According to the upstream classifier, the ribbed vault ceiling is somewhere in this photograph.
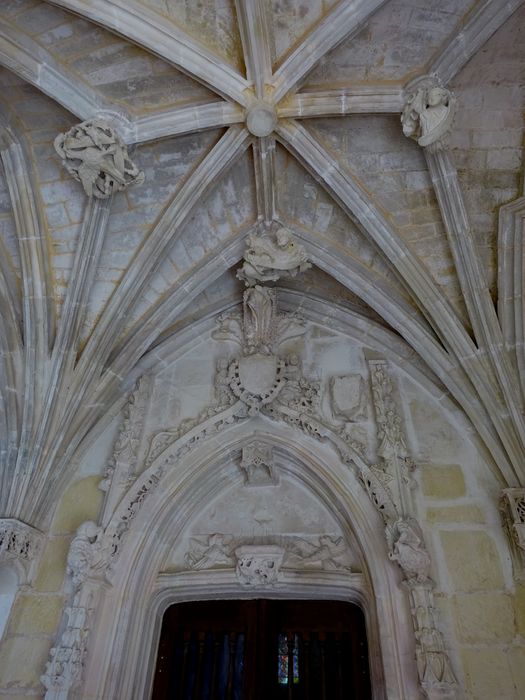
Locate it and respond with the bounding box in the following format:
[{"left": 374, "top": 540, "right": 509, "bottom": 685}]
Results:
[{"left": 0, "top": 0, "right": 525, "bottom": 527}]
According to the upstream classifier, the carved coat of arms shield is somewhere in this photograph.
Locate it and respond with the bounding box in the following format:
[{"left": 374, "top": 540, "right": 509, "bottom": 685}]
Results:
[{"left": 238, "top": 354, "right": 278, "bottom": 396}]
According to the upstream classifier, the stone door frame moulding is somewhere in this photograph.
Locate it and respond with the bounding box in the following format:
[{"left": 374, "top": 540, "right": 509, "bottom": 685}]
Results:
[
  {"left": 80, "top": 420, "right": 421, "bottom": 700},
  {"left": 140, "top": 570, "right": 380, "bottom": 700}
]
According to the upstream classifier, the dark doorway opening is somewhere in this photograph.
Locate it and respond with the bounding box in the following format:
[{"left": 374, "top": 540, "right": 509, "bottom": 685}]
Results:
[{"left": 152, "top": 599, "right": 372, "bottom": 699}]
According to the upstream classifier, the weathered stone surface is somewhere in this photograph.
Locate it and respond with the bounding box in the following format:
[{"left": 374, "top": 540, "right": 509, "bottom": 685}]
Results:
[
  {"left": 513, "top": 584, "right": 525, "bottom": 638},
  {"left": 51, "top": 477, "right": 104, "bottom": 536},
  {"left": 453, "top": 592, "right": 515, "bottom": 643},
  {"left": 8, "top": 594, "right": 64, "bottom": 636},
  {"left": 34, "top": 538, "right": 70, "bottom": 593},
  {"left": 441, "top": 531, "right": 504, "bottom": 591},
  {"left": 461, "top": 647, "right": 516, "bottom": 699},
  {"left": 425, "top": 505, "right": 484, "bottom": 523},
  {"left": 0, "top": 636, "right": 52, "bottom": 687},
  {"left": 421, "top": 465, "right": 466, "bottom": 500}
]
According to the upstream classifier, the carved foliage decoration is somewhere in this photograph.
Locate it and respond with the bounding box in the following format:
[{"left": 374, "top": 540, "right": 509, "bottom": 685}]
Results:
[
  {"left": 369, "top": 360, "right": 408, "bottom": 461},
  {"left": 100, "top": 376, "right": 150, "bottom": 493},
  {"left": 0, "top": 518, "right": 43, "bottom": 565},
  {"left": 54, "top": 118, "right": 144, "bottom": 198}
]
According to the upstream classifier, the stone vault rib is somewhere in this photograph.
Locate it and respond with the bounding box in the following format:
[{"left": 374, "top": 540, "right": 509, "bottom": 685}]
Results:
[
  {"left": 29, "top": 127, "right": 250, "bottom": 526},
  {"left": 235, "top": 0, "right": 273, "bottom": 100},
  {"left": 277, "top": 118, "right": 521, "bottom": 484},
  {"left": 292, "top": 225, "right": 510, "bottom": 485},
  {"left": 46, "top": 0, "right": 251, "bottom": 106},
  {"left": 0, "top": 18, "right": 115, "bottom": 121},
  {"left": 429, "top": 0, "right": 525, "bottom": 85},
  {"left": 272, "top": 0, "right": 389, "bottom": 104},
  {"left": 0, "top": 133, "right": 54, "bottom": 515}
]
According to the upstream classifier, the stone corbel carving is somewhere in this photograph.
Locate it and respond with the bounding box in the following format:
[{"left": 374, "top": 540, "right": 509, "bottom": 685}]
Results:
[
  {"left": 66, "top": 521, "right": 107, "bottom": 590},
  {"left": 235, "top": 545, "right": 284, "bottom": 586},
  {"left": 401, "top": 75, "right": 456, "bottom": 151},
  {"left": 236, "top": 228, "right": 310, "bottom": 286},
  {"left": 0, "top": 518, "right": 43, "bottom": 581},
  {"left": 240, "top": 442, "right": 277, "bottom": 485},
  {"left": 387, "top": 518, "right": 431, "bottom": 583},
  {"left": 54, "top": 118, "right": 144, "bottom": 198}
]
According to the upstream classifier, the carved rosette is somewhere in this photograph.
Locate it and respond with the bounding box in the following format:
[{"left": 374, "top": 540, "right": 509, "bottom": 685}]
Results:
[
  {"left": 401, "top": 75, "right": 456, "bottom": 152},
  {"left": 54, "top": 118, "right": 144, "bottom": 198}
]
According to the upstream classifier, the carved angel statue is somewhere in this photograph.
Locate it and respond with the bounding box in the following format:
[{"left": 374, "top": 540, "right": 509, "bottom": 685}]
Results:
[
  {"left": 401, "top": 79, "right": 456, "bottom": 148},
  {"left": 66, "top": 521, "right": 105, "bottom": 589},
  {"left": 387, "top": 518, "right": 431, "bottom": 582},
  {"left": 184, "top": 534, "right": 234, "bottom": 570},
  {"left": 237, "top": 228, "right": 311, "bottom": 286},
  {"left": 285, "top": 535, "right": 352, "bottom": 571},
  {"left": 54, "top": 119, "right": 144, "bottom": 198}
]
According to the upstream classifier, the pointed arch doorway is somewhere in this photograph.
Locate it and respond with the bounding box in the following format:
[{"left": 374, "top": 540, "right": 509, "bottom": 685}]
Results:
[{"left": 152, "top": 598, "right": 372, "bottom": 699}]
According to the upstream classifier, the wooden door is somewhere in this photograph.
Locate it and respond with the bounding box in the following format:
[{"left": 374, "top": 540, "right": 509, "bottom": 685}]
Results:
[{"left": 151, "top": 600, "right": 371, "bottom": 699}]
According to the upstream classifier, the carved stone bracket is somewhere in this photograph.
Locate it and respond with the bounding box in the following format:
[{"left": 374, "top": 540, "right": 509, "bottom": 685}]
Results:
[
  {"left": 240, "top": 442, "right": 277, "bottom": 485},
  {"left": 401, "top": 75, "right": 456, "bottom": 151},
  {"left": 54, "top": 118, "right": 144, "bottom": 198},
  {"left": 0, "top": 518, "right": 43, "bottom": 580},
  {"left": 236, "top": 228, "right": 310, "bottom": 286},
  {"left": 235, "top": 545, "right": 284, "bottom": 586}
]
